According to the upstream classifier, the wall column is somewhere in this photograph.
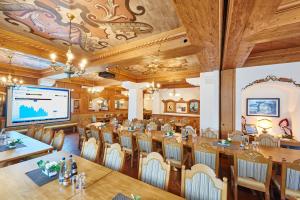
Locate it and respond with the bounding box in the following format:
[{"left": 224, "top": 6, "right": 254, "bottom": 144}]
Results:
[
  {"left": 152, "top": 91, "right": 161, "bottom": 114},
  {"left": 122, "top": 81, "right": 148, "bottom": 120}
]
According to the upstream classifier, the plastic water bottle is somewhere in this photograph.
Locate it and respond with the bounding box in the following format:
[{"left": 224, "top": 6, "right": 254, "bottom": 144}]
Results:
[{"left": 58, "top": 157, "right": 66, "bottom": 184}]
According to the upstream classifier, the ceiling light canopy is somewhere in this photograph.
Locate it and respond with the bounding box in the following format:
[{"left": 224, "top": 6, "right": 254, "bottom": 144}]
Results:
[{"left": 1, "top": 55, "right": 24, "bottom": 87}]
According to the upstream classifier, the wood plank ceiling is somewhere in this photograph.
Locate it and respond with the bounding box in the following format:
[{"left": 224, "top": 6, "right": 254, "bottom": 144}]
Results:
[{"left": 0, "top": 0, "right": 299, "bottom": 87}]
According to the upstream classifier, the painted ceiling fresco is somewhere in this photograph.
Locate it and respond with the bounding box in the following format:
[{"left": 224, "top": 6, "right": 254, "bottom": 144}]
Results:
[
  {"left": 110, "top": 55, "right": 200, "bottom": 77},
  {"left": 0, "top": 47, "right": 63, "bottom": 70},
  {"left": 0, "top": 0, "right": 180, "bottom": 53}
]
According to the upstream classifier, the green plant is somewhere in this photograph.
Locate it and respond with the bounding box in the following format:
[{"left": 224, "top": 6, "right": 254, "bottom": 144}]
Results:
[
  {"left": 8, "top": 139, "right": 23, "bottom": 146},
  {"left": 37, "top": 160, "right": 60, "bottom": 172}
]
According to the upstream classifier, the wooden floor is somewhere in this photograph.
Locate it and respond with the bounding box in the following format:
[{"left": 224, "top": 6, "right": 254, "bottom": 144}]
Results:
[{"left": 62, "top": 132, "right": 281, "bottom": 200}]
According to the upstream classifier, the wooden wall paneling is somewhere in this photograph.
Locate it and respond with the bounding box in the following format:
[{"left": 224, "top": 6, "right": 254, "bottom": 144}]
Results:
[{"left": 220, "top": 69, "right": 236, "bottom": 139}]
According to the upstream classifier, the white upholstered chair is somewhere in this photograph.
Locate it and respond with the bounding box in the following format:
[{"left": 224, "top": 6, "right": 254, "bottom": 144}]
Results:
[
  {"left": 52, "top": 130, "right": 65, "bottom": 151},
  {"left": 256, "top": 133, "right": 280, "bottom": 147},
  {"left": 119, "top": 130, "right": 135, "bottom": 167},
  {"left": 41, "top": 128, "right": 54, "bottom": 145},
  {"left": 193, "top": 143, "right": 219, "bottom": 177},
  {"left": 181, "top": 164, "right": 228, "bottom": 200},
  {"left": 90, "top": 125, "right": 101, "bottom": 141},
  {"left": 163, "top": 137, "right": 183, "bottom": 169},
  {"left": 146, "top": 121, "right": 158, "bottom": 131},
  {"left": 231, "top": 150, "right": 272, "bottom": 200},
  {"left": 81, "top": 137, "right": 100, "bottom": 162},
  {"left": 27, "top": 125, "right": 35, "bottom": 138},
  {"left": 77, "top": 125, "right": 88, "bottom": 149},
  {"left": 103, "top": 143, "right": 125, "bottom": 171},
  {"left": 182, "top": 125, "right": 196, "bottom": 137},
  {"left": 101, "top": 126, "right": 114, "bottom": 148},
  {"left": 161, "top": 123, "right": 173, "bottom": 133},
  {"left": 34, "top": 125, "right": 44, "bottom": 140},
  {"left": 136, "top": 133, "right": 152, "bottom": 161},
  {"left": 273, "top": 159, "right": 300, "bottom": 200},
  {"left": 201, "top": 128, "right": 219, "bottom": 139},
  {"left": 138, "top": 152, "right": 171, "bottom": 190}
]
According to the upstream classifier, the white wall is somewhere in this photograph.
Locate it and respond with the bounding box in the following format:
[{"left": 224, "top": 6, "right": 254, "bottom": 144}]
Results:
[
  {"left": 236, "top": 62, "right": 300, "bottom": 140},
  {"left": 199, "top": 70, "right": 220, "bottom": 130},
  {"left": 144, "top": 93, "right": 152, "bottom": 110}
]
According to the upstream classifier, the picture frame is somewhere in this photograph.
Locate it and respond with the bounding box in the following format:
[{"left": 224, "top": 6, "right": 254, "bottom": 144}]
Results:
[
  {"left": 166, "top": 101, "right": 176, "bottom": 113},
  {"left": 176, "top": 102, "right": 188, "bottom": 113},
  {"left": 244, "top": 124, "right": 258, "bottom": 135},
  {"left": 188, "top": 99, "right": 200, "bottom": 114},
  {"left": 246, "top": 98, "right": 280, "bottom": 117}
]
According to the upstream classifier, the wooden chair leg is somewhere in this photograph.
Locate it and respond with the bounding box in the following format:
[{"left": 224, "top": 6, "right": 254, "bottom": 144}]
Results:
[
  {"left": 131, "top": 152, "right": 134, "bottom": 168},
  {"left": 265, "top": 191, "right": 270, "bottom": 200},
  {"left": 234, "top": 183, "right": 238, "bottom": 200}
]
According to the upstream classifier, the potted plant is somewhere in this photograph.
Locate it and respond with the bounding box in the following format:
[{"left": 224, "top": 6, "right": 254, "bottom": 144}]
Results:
[
  {"left": 7, "top": 139, "right": 23, "bottom": 149},
  {"left": 165, "top": 130, "right": 175, "bottom": 137},
  {"left": 37, "top": 160, "right": 60, "bottom": 177}
]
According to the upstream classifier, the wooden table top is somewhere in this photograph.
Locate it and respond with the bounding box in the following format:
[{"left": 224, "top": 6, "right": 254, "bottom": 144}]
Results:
[
  {"left": 150, "top": 131, "right": 300, "bottom": 163},
  {"left": 0, "top": 151, "right": 112, "bottom": 200},
  {"left": 70, "top": 171, "right": 184, "bottom": 200},
  {"left": 0, "top": 131, "right": 53, "bottom": 163},
  {"left": 86, "top": 122, "right": 106, "bottom": 129}
]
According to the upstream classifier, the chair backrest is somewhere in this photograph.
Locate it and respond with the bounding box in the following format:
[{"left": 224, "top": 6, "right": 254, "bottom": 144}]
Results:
[
  {"left": 182, "top": 126, "right": 196, "bottom": 137},
  {"left": 34, "top": 125, "right": 44, "bottom": 140},
  {"left": 119, "top": 130, "right": 133, "bottom": 151},
  {"left": 41, "top": 128, "right": 54, "bottom": 145},
  {"left": 77, "top": 125, "right": 87, "bottom": 138},
  {"left": 161, "top": 123, "right": 173, "bottom": 133},
  {"left": 256, "top": 133, "right": 280, "bottom": 147},
  {"left": 146, "top": 122, "right": 158, "bottom": 131},
  {"left": 136, "top": 133, "right": 152, "bottom": 154},
  {"left": 201, "top": 128, "right": 219, "bottom": 139},
  {"left": 90, "top": 125, "right": 101, "bottom": 141},
  {"left": 52, "top": 130, "right": 65, "bottom": 151},
  {"left": 103, "top": 143, "right": 125, "bottom": 171},
  {"left": 181, "top": 118, "right": 189, "bottom": 125},
  {"left": 138, "top": 152, "right": 170, "bottom": 190},
  {"left": 91, "top": 115, "right": 97, "bottom": 123},
  {"left": 163, "top": 137, "right": 183, "bottom": 166},
  {"left": 181, "top": 164, "right": 227, "bottom": 200},
  {"left": 281, "top": 159, "right": 300, "bottom": 199},
  {"left": 234, "top": 150, "right": 272, "bottom": 184},
  {"left": 122, "top": 119, "right": 130, "bottom": 127},
  {"left": 101, "top": 126, "right": 114, "bottom": 146},
  {"left": 193, "top": 143, "right": 219, "bottom": 176},
  {"left": 231, "top": 130, "right": 245, "bottom": 142},
  {"left": 81, "top": 137, "right": 100, "bottom": 162},
  {"left": 133, "top": 120, "right": 144, "bottom": 130},
  {"left": 27, "top": 125, "right": 35, "bottom": 137}
]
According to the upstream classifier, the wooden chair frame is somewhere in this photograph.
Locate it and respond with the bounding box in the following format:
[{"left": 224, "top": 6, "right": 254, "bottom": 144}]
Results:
[
  {"left": 103, "top": 143, "right": 125, "bottom": 172},
  {"left": 136, "top": 133, "right": 153, "bottom": 162},
  {"left": 27, "top": 125, "right": 36, "bottom": 138},
  {"left": 90, "top": 125, "right": 101, "bottom": 141},
  {"left": 119, "top": 130, "right": 135, "bottom": 167},
  {"left": 80, "top": 137, "right": 100, "bottom": 163},
  {"left": 34, "top": 125, "right": 44, "bottom": 140},
  {"left": 280, "top": 159, "right": 300, "bottom": 200},
  {"left": 52, "top": 130, "right": 65, "bottom": 151},
  {"left": 162, "top": 137, "right": 184, "bottom": 169},
  {"left": 138, "top": 152, "right": 171, "bottom": 190},
  {"left": 256, "top": 133, "right": 280, "bottom": 147},
  {"left": 192, "top": 143, "right": 220, "bottom": 177},
  {"left": 41, "top": 128, "right": 54, "bottom": 145},
  {"left": 77, "top": 125, "right": 88, "bottom": 149},
  {"left": 232, "top": 150, "right": 272, "bottom": 200},
  {"left": 161, "top": 123, "right": 173, "bottom": 133},
  {"left": 101, "top": 126, "right": 114, "bottom": 148},
  {"left": 201, "top": 128, "right": 219, "bottom": 139},
  {"left": 181, "top": 164, "right": 228, "bottom": 200}
]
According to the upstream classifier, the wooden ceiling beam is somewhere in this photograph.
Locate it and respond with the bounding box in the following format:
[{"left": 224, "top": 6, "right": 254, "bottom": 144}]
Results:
[
  {"left": 173, "top": 0, "right": 223, "bottom": 72},
  {"left": 222, "top": 0, "right": 282, "bottom": 69},
  {"left": 0, "top": 62, "right": 42, "bottom": 79}
]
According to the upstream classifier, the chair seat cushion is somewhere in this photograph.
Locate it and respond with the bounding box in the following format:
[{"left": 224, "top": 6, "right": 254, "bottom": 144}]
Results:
[{"left": 272, "top": 175, "right": 300, "bottom": 198}]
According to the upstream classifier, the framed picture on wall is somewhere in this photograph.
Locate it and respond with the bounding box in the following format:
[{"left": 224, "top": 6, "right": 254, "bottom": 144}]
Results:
[{"left": 246, "top": 98, "right": 280, "bottom": 117}]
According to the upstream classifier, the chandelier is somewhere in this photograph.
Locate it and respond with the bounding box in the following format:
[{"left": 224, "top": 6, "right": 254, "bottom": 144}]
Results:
[
  {"left": 49, "top": 13, "right": 87, "bottom": 78},
  {"left": 146, "top": 81, "right": 160, "bottom": 94},
  {"left": 1, "top": 55, "right": 24, "bottom": 87}
]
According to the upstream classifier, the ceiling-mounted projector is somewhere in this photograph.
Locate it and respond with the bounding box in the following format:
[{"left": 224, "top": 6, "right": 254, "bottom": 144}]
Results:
[{"left": 98, "top": 71, "right": 115, "bottom": 79}]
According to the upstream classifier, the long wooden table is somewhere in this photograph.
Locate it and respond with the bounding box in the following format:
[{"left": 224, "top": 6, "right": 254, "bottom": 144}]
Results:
[
  {"left": 149, "top": 131, "right": 300, "bottom": 163},
  {"left": 0, "top": 151, "right": 183, "bottom": 200},
  {"left": 70, "top": 171, "right": 183, "bottom": 200},
  {"left": 0, "top": 131, "right": 53, "bottom": 164}
]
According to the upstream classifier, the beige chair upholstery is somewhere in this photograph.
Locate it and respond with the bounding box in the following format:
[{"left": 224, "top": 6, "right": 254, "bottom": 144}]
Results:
[
  {"left": 231, "top": 150, "right": 272, "bottom": 200},
  {"left": 181, "top": 164, "right": 227, "bottom": 200},
  {"left": 119, "top": 130, "right": 135, "bottom": 167},
  {"left": 273, "top": 159, "right": 300, "bottom": 200},
  {"left": 161, "top": 123, "right": 173, "bottom": 133},
  {"left": 27, "top": 125, "right": 35, "bottom": 138},
  {"left": 256, "top": 133, "right": 280, "bottom": 147},
  {"left": 77, "top": 125, "right": 88, "bottom": 149},
  {"left": 163, "top": 137, "right": 183, "bottom": 168},
  {"left": 201, "top": 128, "right": 219, "bottom": 139},
  {"left": 193, "top": 143, "right": 219, "bottom": 177},
  {"left": 101, "top": 126, "right": 114, "bottom": 148},
  {"left": 52, "top": 130, "right": 65, "bottom": 151},
  {"left": 136, "top": 133, "right": 152, "bottom": 161},
  {"left": 41, "top": 128, "right": 54, "bottom": 145},
  {"left": 81, "top": 137, "right": 100, "bottom": 162},
  {"left": 122, "top": 119, "right": 130, "bottom": 127},
  {"left": 138, "top": 152, "right": 170, "bottom": 190},
  {"left": 182, "top": 125, "right": 196, "bottom": 137},
  {"left": 90, "top": 125, "right": 101, "bottom": 141},
  {"left": 34, "top": 125, "right": 44, "bottom": 140},
  {"left": 146, "top": 121, "right": 158, "bottom": 131},
  {"left": 103, "top": 143, "right": 125, "bottom": 171}
]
